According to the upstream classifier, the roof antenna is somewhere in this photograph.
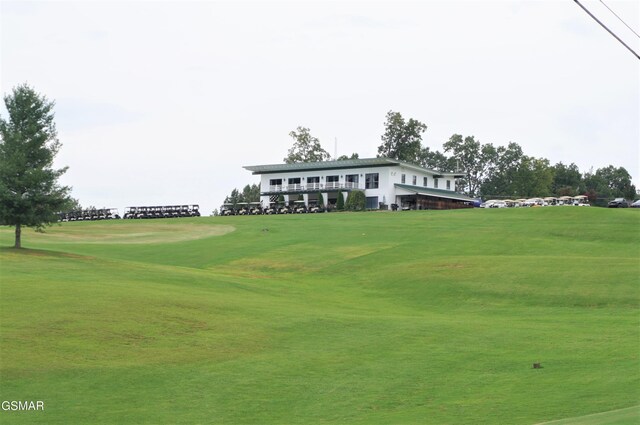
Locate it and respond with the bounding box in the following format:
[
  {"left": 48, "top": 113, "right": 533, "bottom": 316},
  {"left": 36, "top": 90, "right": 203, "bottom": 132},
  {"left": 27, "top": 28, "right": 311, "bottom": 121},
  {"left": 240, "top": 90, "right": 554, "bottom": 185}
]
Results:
[{"left": 334, "top": 137, "right": 337, "bottom": 160}]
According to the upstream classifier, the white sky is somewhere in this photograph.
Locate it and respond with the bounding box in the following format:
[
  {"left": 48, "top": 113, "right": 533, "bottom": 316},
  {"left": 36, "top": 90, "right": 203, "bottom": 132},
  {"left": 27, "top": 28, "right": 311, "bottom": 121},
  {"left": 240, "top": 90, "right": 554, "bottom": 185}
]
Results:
[{"left": 1, "top": 0, "right": 638, "bottom": 214}]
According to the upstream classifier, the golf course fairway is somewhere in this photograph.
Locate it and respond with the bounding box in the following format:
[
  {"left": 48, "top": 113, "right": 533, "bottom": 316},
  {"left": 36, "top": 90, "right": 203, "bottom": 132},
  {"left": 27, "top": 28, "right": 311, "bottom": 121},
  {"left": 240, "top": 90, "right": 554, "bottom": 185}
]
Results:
[{"left": 0, "top": 207, "right": 638, "bottom": 424}]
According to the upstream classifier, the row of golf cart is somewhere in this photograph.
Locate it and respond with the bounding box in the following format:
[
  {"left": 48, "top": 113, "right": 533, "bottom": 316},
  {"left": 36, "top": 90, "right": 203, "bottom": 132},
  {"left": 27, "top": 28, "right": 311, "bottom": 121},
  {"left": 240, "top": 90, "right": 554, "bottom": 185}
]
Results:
[
  {"left": 59, "top": 208, "right": 121, "bottom": 222},
  {"left": 480, "top": 196, "right": 590, "bottom": 208},
  {"left": 123, "top": 205, "right": 201, "bottom": 219},
  {"left": 220, "top": 201, "right": 324, "bottom": 216}
]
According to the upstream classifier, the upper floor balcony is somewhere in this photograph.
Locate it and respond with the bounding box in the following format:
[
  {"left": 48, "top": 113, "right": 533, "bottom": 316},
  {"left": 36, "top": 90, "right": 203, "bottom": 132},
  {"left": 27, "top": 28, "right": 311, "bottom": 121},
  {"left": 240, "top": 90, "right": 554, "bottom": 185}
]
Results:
[{"left": 266, "top": 182, "right": 363, "bottom": 193}]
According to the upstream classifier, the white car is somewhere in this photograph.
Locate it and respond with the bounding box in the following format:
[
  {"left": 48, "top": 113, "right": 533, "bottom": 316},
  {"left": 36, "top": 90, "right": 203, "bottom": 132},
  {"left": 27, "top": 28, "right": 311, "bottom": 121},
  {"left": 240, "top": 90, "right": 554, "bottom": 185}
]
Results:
[
  {"left": 480, "top": 200, "right": 498, "bottom": 208},
  {"left": 489, "top": 201, "right": 507, "bottom": 208}
]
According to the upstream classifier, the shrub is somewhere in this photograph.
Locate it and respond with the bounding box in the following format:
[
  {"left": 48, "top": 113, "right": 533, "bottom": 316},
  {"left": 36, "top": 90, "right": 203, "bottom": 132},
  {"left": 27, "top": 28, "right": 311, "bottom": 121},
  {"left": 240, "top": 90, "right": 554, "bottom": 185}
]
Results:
[
  {"left": 337, "top": 192, "right": 345, "bottom": 210},
  {"left": 318, "top": 193, "right": 324, "bottom": 207},
  {"left": 345, "top": 190, "right": 366, "bottom": 211}
]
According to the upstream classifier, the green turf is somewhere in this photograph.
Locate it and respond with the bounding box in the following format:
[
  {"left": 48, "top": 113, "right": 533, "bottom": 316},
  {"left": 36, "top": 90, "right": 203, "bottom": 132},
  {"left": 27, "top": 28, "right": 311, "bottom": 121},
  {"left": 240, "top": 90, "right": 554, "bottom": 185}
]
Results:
[
  {"left": 535, "top": 406, "right": 640, "bottom": 425},
  {"left": 0, "top": 208, "right": 638, "bottom": 424}
]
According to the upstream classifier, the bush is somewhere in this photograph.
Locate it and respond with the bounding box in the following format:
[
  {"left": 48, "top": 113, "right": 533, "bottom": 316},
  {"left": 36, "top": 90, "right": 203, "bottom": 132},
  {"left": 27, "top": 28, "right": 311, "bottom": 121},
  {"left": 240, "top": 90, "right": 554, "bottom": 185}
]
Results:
[
  {"left": 318, "top": 193, "right": 324, "bottom": 207},
  {"left": 345, "top": 190, "right": 366, "bottom": 211},
  {"left": 337, "top": 192, "right": 345, "bottom": 210}
]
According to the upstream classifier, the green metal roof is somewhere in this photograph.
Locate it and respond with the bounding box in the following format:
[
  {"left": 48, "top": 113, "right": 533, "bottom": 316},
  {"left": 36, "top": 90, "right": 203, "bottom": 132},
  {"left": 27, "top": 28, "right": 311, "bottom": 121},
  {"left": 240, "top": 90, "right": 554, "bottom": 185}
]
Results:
[
  {"left": 394, "top": 183, "right": 475, "bottom": 202},
  {"left": 244, "top": 157, "right": 462, "bottom": 176}
]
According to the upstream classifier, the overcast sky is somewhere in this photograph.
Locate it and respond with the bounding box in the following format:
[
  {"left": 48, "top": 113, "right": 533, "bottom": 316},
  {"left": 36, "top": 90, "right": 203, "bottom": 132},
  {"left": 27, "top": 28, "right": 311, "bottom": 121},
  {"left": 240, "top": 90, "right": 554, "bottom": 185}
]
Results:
[{"left": 1, "top": 0, "right": 638, "bottom": 214}]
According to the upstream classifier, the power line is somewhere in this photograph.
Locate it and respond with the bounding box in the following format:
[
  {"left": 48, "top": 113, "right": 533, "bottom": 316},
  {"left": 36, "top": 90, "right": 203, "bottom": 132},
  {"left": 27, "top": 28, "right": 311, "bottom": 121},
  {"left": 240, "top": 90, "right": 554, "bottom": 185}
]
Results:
[
  {"left": 573, "top": 0, "right": 640, "bottom": 60},
  {"left": 599, "top": 0, "right": 640, "bottom": 39}
]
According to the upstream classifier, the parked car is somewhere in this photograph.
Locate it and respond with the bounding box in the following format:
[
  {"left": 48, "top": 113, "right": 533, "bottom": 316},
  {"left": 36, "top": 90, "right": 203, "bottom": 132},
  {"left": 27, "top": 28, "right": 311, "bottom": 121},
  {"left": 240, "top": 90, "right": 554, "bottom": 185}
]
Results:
[
  {"left": 608, "top": 198, "right": 629, "bottom": 208},
  {"left": 631, "top": 200, "right": 640, "bottom": 208},
  {"left": 480, "top": 200, "right": 498, "bottom": 208},
  {"left": 489, "top": 201, "right": 508, "bottom": 208}
]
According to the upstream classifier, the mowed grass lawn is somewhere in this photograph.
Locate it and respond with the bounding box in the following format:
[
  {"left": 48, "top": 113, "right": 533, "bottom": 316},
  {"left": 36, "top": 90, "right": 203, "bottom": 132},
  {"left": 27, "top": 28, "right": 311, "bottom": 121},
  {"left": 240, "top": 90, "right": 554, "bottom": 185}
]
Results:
[{"left": 0, "top": 207, "right": 638, "bottom": 424}]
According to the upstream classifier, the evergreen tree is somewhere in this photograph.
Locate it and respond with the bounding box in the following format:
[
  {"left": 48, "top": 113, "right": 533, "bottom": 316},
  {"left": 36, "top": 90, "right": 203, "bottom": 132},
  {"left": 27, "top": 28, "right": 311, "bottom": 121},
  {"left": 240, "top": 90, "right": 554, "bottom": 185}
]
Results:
[
  {"left": 345, "top": 190, "right": 366, "bottom": 211},
  {"left": 336, "top": 192, "right": 345, "bottom": 210},
  {"left": 0, "top": 84, "right": 70, "bottom": 248}
]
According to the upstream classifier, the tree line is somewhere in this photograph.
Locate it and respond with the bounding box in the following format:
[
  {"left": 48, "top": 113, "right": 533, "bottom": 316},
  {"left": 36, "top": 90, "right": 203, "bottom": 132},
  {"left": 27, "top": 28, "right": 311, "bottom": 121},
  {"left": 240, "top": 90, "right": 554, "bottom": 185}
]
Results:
[
  {"left": 374, "top": 111, "right": 635, "bottom": 201},
  {"left": 222, "top": 184, "right": 261, "bottom": 209},
  {"left": 434, "top": 134, "right": 636, "bottom": 202},
  {"left": 225, "top": 110, "right": 636, "bottom": 205}
]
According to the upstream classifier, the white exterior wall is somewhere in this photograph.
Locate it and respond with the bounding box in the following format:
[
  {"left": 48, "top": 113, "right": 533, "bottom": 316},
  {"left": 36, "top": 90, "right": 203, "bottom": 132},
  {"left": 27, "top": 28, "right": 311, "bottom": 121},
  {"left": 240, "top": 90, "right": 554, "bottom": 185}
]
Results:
[{"left": 396, "top": 166, "right": 453, "bottom": 189}]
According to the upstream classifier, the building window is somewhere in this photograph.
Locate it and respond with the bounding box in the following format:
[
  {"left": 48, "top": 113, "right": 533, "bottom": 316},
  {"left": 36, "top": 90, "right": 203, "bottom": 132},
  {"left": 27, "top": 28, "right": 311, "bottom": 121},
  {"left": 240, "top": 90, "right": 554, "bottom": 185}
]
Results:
[
  {"left": 446, "top": 180, "right": 451, "bottom": 190},
  {"left": 326, "top": 175, "right": 339, "bottom": 189},
  {"left": 434, "top": 178, "right": 439, "bottom": 188},
  {"left": 412, "top": 175, "right": 417, "bottom": 185},
  {"left": 365, "top": 173, "right": 379, "bottom": 189},
  {"left": 345, "top": 174, "right": 359, "bottom": 189},
  {"left": 269, "top": 178, "right": 282, "bottom": 191},
  {"left": 307, "top": 176, "right": 320, "bottom": 190},
  {"left": 288, "top": 177, "right": 301, "bottom": 190},
  {"left": 401, "top": 174, "right": 406, "bottom": 184},
  {"left": 423, "top": 177, "right": 428, "bottom": 187}
]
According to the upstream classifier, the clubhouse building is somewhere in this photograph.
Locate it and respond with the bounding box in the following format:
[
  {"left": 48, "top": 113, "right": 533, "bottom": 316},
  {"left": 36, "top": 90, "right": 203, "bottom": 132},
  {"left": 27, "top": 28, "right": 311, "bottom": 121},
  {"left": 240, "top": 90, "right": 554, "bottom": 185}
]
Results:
[{"left": 243, "top": 158, "right": 474, "bottom": 210}]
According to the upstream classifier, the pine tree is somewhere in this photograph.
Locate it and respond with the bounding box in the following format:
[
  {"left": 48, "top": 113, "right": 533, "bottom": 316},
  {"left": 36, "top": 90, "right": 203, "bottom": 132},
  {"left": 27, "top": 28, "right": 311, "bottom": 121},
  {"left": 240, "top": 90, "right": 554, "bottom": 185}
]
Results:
[
  {"left": 336, "top": 192, "right": 345, "bottom": 211},
  {"left": 0, "top": 84, "right": 70, "bottom": 248}
]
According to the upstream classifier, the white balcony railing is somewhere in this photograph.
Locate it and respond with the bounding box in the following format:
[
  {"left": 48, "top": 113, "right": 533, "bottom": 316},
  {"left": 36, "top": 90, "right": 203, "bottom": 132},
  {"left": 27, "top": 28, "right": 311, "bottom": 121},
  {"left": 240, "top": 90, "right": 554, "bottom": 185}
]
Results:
[{"left": 266, "top": 182, "right": 364, "bottom": 192}]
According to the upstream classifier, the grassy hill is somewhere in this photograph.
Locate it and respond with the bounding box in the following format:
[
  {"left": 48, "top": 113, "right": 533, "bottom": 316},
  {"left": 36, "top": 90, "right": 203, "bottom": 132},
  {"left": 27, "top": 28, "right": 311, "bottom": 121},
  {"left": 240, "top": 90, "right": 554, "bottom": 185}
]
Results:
[{"left": 0, "top": 208, "right": 638, "bottom": 424}]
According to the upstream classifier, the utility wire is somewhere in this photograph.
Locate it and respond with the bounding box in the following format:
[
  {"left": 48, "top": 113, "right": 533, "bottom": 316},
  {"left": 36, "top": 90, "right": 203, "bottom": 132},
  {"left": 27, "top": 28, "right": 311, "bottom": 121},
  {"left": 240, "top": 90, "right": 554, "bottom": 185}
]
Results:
[
  {"left": 573, "top": 0, "right": 640, "bottom": 60},
  {"left": 599, "top": 0, "right": 640, "bottom": 39}
]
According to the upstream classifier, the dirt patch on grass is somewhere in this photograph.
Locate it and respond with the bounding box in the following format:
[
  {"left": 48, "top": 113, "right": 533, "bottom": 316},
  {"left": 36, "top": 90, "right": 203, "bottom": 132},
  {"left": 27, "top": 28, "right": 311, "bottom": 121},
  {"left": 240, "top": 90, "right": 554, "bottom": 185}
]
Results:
[
  {"left": 224, "top": 243, "right": 398, "bottom": 275},
  {"left": 432, "top": 263, "right": 466, "bottom": 270}
]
